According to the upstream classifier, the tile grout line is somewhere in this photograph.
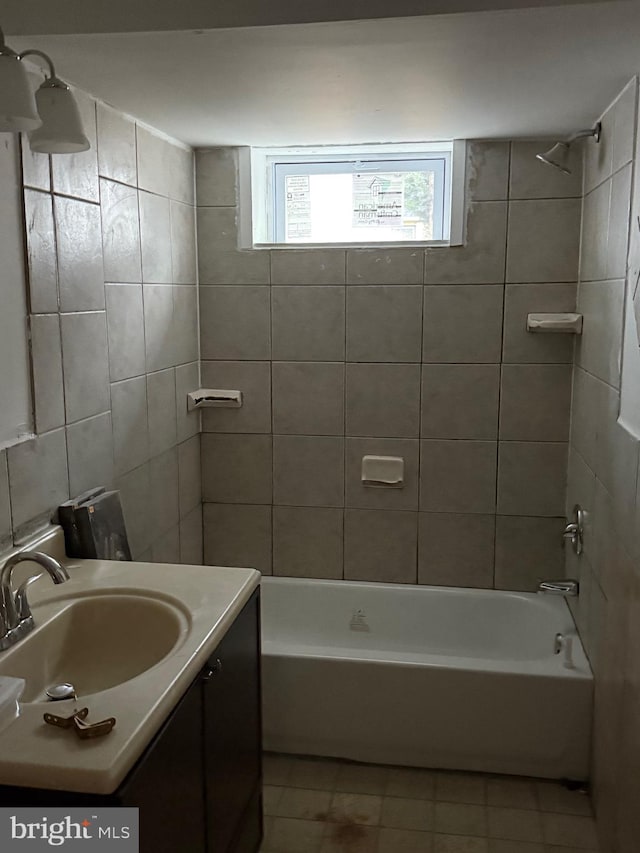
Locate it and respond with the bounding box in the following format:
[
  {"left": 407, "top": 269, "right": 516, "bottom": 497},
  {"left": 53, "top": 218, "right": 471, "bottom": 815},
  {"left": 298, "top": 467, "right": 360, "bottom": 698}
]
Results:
[
  {"left": 269, "top": 250, "right": 275, "bottom": 577},
  {"left": 492, "top": 143, "right": 514, "bottom": 588},
  {"left": 342, "top": 253, "right": 347, "bottom": 580},
  {"left": 417, "top": 276, "right": 427, "bottom": 584}
]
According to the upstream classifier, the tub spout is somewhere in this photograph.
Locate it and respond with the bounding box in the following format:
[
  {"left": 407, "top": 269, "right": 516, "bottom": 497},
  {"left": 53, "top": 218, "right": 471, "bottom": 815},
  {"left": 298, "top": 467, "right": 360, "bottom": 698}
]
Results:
[{"left": 538, "top": 579, "right": 579, "bottom": 597}]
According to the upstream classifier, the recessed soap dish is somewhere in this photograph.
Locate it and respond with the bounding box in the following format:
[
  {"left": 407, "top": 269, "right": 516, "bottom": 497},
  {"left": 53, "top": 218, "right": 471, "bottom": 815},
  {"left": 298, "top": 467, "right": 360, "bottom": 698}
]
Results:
[
  {"left": 187, "top": 389, "right": 243, "bottom": 410},
  {"left": 361, "top": 455, "right": 404, "bottom": 488},
  {"left": 527, "top": 313, "right": 583, "bottom": 334}
]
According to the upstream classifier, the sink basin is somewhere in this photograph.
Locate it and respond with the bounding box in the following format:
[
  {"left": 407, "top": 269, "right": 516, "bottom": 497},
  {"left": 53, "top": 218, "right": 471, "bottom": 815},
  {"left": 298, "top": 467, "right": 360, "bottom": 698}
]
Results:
[{"left": 0, "top": 594, "right": 187, "bottom": 702}]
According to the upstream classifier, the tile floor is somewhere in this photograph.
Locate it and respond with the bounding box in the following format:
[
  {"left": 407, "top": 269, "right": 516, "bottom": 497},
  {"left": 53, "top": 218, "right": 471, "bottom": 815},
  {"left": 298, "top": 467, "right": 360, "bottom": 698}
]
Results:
[{"left": 260, "top": 754, "right": 599, "bottom": 853}]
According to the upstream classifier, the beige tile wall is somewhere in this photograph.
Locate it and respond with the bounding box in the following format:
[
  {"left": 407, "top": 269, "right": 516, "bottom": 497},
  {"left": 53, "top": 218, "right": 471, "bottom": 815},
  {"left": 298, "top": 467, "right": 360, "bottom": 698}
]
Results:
[
  {"left": 564, "top": 77, "right": 640, "bottom": 853},
  {"left": 197, "top": 141, "right": 581, "bottom": 589},
  {"left": 0, "top": 93, "right": 202, "bottom": 564}
]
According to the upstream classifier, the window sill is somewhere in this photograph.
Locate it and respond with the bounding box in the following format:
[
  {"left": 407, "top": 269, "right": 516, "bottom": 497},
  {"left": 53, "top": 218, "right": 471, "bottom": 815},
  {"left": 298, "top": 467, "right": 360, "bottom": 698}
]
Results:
[{"left": 250, "top": 240, "right": 455, "bottom": 250}]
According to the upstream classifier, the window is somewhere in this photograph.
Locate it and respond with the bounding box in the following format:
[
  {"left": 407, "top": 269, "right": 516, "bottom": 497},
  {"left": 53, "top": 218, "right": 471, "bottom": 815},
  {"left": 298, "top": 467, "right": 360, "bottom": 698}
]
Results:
[
  {"left": 274, "top": 157, "right": 446, "bottom": 243},
  {"left": 250, "top": 142, "right": 465, "bottom": 246}
]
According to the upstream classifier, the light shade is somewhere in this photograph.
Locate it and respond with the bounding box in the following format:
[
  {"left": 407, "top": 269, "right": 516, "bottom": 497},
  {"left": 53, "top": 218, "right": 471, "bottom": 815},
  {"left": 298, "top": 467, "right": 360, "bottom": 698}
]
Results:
[
  {"left": 0, "top": 53, "right": 40, "bottom": 132},
  {"left": 28, "top": 82, "right": 89, "bottom": 154},
  {"left": 536, "top": 142, "right": 571, "bottom": 175}
]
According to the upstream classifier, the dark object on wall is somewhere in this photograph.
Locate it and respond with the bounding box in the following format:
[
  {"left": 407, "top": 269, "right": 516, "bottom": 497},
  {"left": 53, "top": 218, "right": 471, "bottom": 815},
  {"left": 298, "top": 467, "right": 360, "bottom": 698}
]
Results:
[
  {"left": 58, "top": 490, "right": 131, "bottom": 561},
  {"left": 57, "top": 486, "right": 106, "bottom": 557},
  {"left": 74, "top": 491, "right": 132, "bottom": 560}
]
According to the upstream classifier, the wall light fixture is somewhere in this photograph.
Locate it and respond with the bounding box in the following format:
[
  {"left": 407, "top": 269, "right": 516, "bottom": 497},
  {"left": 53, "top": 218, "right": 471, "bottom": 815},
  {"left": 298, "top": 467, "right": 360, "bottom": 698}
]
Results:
[{"left": 0, "top": 26, "right": 89, "bottom": 154}]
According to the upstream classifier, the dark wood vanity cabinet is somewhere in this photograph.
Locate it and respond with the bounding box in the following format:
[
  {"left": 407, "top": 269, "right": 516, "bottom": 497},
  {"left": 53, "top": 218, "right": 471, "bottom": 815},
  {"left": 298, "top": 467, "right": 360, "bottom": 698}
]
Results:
[
  {"left": 119, "top": 669, "right": 206, "bottom": 852},
  {"left": 203, "top": 589, "right": 262, "bottom": 853},
  {"left": 0, "top": 589, "right": 263, "bottom": 853},
  {"left": 121, "top": 587, "right": 262, "bottom": 853}
]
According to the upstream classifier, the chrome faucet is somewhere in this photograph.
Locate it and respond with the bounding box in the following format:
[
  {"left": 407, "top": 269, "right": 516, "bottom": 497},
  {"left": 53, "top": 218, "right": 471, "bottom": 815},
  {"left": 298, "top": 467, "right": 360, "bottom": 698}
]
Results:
[
  {"left": 537, "top": 579, "right": 579, "bottom": 597},
  {"left": 0, "top": 551, "right": 69, "bottom": 651}
]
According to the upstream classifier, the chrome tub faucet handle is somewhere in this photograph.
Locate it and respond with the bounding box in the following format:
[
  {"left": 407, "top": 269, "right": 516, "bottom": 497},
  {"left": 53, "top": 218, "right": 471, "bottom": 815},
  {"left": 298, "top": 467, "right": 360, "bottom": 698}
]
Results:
[{"left": 563, "top": 505, "right": 585, "bottom": 556}]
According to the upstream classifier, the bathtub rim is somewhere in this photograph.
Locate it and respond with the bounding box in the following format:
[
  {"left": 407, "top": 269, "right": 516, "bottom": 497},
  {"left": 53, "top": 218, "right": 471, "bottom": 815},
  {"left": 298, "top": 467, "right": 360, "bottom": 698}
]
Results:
[{"left": 260, "top": 574, "right": 592, "bottom": 679}]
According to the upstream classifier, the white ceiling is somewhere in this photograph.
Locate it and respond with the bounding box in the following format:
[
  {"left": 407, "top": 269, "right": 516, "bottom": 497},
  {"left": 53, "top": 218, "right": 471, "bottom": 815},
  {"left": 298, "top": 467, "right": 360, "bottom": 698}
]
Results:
[
  {"left": 7, "top": 2, "right": 640, "bottom": 148},
  {"left": 1, "top": 0, "right": 614, "bottom": 35}
]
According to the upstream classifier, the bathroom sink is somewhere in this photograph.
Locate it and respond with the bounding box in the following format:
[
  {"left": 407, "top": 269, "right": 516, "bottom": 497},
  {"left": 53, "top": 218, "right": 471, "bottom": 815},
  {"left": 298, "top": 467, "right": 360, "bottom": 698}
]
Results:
[{"left": 0, "top": 594, "right": 187, "bottom": 702}]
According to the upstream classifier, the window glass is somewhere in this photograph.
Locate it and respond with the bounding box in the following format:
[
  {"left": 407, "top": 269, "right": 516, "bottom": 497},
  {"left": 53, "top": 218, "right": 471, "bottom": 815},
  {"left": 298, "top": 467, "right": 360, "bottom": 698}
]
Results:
[{"left": 275, "top": 158, "right": 447, "bottom": 243}]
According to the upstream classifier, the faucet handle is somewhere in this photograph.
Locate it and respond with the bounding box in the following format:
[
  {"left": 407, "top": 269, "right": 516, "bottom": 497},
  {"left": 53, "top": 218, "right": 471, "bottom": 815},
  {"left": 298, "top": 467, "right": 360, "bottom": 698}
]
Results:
[
  {"left": 563, "top": 505, "right": 585, "bottom": 556},
  {"left": 15, "top": 574, "right": 41, "bottom": 622}
]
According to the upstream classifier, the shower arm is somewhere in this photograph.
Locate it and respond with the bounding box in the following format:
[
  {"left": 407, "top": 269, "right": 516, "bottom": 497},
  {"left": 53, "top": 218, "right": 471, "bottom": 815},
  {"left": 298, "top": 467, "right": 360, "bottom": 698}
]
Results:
[{"left": 566, "top": 122, "right": 601, "bottom": 145}]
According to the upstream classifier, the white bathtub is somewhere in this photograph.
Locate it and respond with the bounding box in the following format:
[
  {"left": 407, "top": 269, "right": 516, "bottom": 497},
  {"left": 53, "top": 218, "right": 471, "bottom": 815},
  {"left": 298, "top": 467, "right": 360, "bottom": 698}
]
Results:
[{"left": 261, "top": 577, "right": 593, "bottom": 780}]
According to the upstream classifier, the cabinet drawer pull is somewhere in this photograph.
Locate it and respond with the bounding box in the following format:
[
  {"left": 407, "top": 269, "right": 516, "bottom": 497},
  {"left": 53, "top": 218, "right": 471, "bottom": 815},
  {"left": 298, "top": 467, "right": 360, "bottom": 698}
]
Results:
[{"left": 202, "top": 659, "right": 223, "bottom": 680}]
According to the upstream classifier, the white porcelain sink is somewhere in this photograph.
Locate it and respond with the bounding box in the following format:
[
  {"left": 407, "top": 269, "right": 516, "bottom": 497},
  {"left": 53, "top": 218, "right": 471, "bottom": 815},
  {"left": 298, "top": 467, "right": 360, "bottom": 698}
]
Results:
[{"left": 0, "top": 594, "right": 188, "bottom": 702}]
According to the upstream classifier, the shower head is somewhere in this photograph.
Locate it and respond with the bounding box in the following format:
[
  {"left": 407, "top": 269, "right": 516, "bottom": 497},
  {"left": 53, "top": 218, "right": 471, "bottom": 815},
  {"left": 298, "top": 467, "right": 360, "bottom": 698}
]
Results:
[
  {"left": 536, "top": 122, "right": 602, "bottom": 175},
  {"left": 536, "top": 142, "right": 571, "bottom": 174}
]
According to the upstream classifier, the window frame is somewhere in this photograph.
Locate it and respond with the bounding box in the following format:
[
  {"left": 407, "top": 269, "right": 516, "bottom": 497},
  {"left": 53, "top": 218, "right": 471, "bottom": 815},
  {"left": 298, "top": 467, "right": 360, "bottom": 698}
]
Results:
[
  {"left": 249, "top": 141, "right": 466, "bottom": 248},
  {"left": 273, "top": 155, "right": 448, "bottom": 244}
]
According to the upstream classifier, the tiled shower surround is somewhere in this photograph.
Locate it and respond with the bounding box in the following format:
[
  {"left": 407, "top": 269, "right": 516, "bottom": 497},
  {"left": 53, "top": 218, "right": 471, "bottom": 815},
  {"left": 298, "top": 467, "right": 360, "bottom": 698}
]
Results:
[
  {"left": 564, "top": 78, "right": 640, "bottom": 853},
  {"left": 197, "top": 142, "right": 581, "bottom": 590},
  {"left": 0, "top": 90, "right": 202, "bottom": 564}
]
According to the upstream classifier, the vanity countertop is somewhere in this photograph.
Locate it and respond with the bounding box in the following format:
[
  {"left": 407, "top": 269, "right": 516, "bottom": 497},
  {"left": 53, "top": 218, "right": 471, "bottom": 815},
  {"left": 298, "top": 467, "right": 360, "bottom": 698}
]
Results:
[{"left": 0, "top": 544, "right": 260, "bottom": 795}]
